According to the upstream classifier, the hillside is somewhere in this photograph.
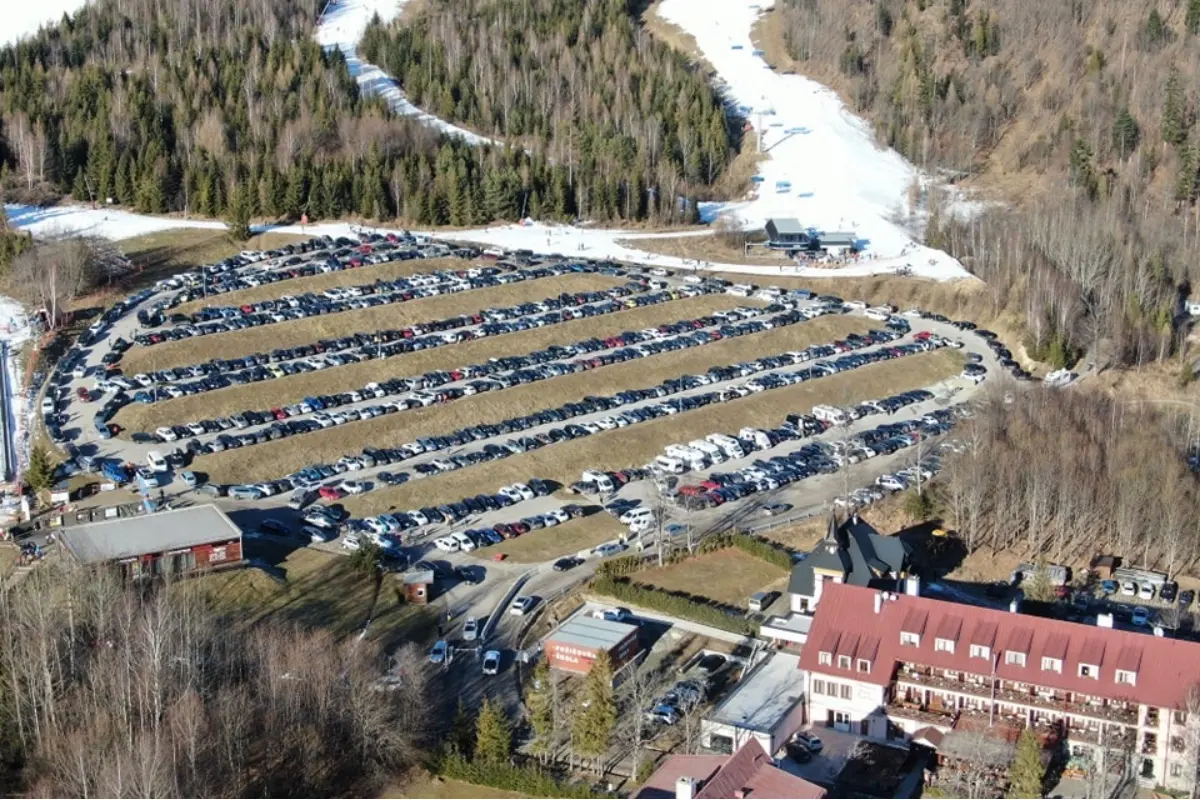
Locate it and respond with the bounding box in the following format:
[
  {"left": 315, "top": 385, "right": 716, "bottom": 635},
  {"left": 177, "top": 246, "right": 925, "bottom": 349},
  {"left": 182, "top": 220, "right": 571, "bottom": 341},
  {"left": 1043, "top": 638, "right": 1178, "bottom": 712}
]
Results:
[
  {"left": 360, "top": 0, "right": 740, "bottom": 224},
  {"left": 766, "top": 0, "right": 1200, "bottom": 371},
  {"left": 0, "top": 0, "right": 734, "bottom": 228}
]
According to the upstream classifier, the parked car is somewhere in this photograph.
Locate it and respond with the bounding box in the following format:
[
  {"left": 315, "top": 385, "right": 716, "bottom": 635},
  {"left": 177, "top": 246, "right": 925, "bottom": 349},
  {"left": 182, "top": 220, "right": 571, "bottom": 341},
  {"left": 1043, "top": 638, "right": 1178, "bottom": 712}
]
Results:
[
  {"left": 1131, "top": 607, "right": 1152, "bottom": 627},
  {"left": 791, "top": 731, "right": 823, "bottom": 753},
  {"left": 462, "top": 617, "right": 479, "bottom": 642},
  {"left": 482, "top": 650, "right": 501, "bottom": 675},
  {"left": 509, "top": 596, "right": 536, "bottom": 616}
]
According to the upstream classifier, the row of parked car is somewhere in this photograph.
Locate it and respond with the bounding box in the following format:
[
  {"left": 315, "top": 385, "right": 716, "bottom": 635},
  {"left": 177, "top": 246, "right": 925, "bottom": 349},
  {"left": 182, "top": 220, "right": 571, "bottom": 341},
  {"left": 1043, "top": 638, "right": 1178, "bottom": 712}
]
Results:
[
  {"left": 140, "top": 299, "right": 775, "bottom": 448},
  {"left": 207, "top": 305, "right": 875, "bottom": 492},
  {"left": 429, "top": 503, "right": 588, "bottom": 553}
]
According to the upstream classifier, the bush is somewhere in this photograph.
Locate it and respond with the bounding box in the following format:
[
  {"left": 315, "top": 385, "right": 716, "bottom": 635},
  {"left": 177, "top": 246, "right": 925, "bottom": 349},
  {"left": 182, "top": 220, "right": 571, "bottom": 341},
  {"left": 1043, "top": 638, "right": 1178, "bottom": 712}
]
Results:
[
  {"left": 591, "top": 575, "right": 757, "bottom": 635},
  {"left": 726, "top": 532, "right": 795, "bottom": 571},
  {"left": 439, "top": 752, "right": 605, "bottom": 798}
]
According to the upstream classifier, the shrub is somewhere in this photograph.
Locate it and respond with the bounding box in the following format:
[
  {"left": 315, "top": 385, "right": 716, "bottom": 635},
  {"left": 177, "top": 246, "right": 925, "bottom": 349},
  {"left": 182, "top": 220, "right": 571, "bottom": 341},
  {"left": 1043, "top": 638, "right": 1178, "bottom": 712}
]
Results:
[
  {"left": 590, "top": 575, "right": 757, "bottom": 635},
  {"left": 439, "top": 752, "right": 605, "bottom": 798}
]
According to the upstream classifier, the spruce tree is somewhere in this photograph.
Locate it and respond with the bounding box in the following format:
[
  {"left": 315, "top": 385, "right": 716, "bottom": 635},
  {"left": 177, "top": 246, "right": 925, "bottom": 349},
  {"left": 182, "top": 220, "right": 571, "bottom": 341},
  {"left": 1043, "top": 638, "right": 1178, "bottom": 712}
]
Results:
[
  {"left": 571, "top": 651, "right": 617, "bottom": 769},
  {"left": 226, "top": 184, "right": 253, "bottom": 241},
  {"left": 26, "top": 446, "right": 54, "bottom": 493},
  {"left": 1163, "top": 69, "right": 1188, "bottom": 146},
  {"left": 1175, "top": 144, "right": 1199, "bottom": 203},
  {"left": 527, "top": 659, "right": 554, "bottom": 756},
  {"left": 1007, "top": 726, "right": 1045, "bottom": 798},
  {"left": 1188, "top": 0, "right": 1200, "bottom": 35},
  {"left": 450, "top": 699, "right": 475, "bottom": 756},
  {"left": 1111, "top": 107, "right": 1141, "bottom": 159},
  {"left": 473, "top": 696, "right": 511, "bottom": 766}
]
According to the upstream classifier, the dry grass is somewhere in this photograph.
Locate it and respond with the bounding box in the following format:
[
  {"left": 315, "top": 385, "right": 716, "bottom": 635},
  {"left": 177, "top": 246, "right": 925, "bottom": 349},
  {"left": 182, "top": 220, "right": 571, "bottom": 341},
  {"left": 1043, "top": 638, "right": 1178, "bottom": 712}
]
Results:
[
  {"left": 180, "top": 545, "right": 433, "bottom": 645},
  {"left": 194, "top": 314, "right": 868, "bottom": 484},
  {"left": 172, "top": 257, "right": 469, "bottom": 317},
  {"left": 473, "top": 513, "right": 626, "bottom": 564},
  {"left": 382, "top": 772, "right": 522, "bottom": 799},
  {"left": 113, "top": 294, "right": 754, "bottom": 432},
  {"left": 633, "top": 549, "right": 787, "bottom": 607},
  {"left": 119, "top": 273, "right": 620, "bottom": 374},
  {"left": 618, "top": 234, "right": 791, "bottom": 267},
  {"left": 342, "top": 349, "right": 964, "bottom": 517},
  {"left": 118, "top": 228, "right": 310, "bottom": 285}
]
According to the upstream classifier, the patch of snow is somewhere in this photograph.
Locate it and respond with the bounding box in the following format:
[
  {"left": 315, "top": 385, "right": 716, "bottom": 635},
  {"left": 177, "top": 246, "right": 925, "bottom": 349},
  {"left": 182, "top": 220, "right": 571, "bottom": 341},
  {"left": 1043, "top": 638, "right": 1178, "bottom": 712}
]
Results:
[
  {"left": 5, "top": 204, "right": 224, "bottom": 241},
  {"left": 315, "top": 0, "right": 499, "bottom": 146},
  {"left": 2, "top": 0, "right": 91, "bottom": 48},
  {"left": 657, "top": 0, "right": 971, "bottom": 280}
]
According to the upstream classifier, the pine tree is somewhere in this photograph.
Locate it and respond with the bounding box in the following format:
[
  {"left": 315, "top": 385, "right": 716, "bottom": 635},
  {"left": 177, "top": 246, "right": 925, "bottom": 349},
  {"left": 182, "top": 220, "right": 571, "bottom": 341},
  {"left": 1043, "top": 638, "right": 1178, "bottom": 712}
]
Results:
[
  {"left": 1111, "top": 107, "right": 1141, "bottom": 159},
  {"left": 527, "top": 659, "right": 554, "bottom": 756},
  {"left": 26, "top": 446, "right": 54, "bottom": 493},
  {"left": 1175, "top": 143, "right": 1199, "bottom": 203},
  {"left": 571, "top": 651, "right": 617, "bottom": 769},
  {"left": 226, "top": 183, "right": 253, "bottom": 241},
  {"left": 1068, "top": 138, "right": 1098, "bottom": 199},
  {"left": 1162, "top": 69, "right": 1188, "bottom": 146},
  {"left": 1007, "top": 726, "right": 1045, "bottom": 798},
  {"left": 1188, "top": 0, "right": 1200, "bottom": 35},
  {"left": 473, "top": 696, "right": 511, "bottom": 766},
  {"left": 450, "top": 699, "right": 475, "bottom": 756}
]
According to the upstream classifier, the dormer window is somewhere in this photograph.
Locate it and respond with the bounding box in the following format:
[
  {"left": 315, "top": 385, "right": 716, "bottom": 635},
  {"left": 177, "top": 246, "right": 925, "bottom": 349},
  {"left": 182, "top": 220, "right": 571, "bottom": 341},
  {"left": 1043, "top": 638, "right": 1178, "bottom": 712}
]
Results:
[
  {"left": 900, "top": 631, "right": 920, "bottom": 647},
  {"left": 1116, "top": 669, "right": 1137, "bottom": 686},
  {"left": 935, "top": 638, "right": 955, "bottom": 654},
  {"left": 1078, "top": 663, "right": 1098, "bottom": 679},
  {"left": 1041, "top": 657, "right": 1062, "bottom": 674},
  {"left": 969, "top": 644, "right": 990, "bottom": 660},
  {"left": 819, "top": 651, "right": 832, "bottom": 666},
  {"left": 837, "top": 655, "right": 852, "bottom": 669},
  {"left": 1006, "top": 650, "right": 1026, "bottom": 667},
  {"left": 857, "top": 659, "right": 871, "bottom": 673}
]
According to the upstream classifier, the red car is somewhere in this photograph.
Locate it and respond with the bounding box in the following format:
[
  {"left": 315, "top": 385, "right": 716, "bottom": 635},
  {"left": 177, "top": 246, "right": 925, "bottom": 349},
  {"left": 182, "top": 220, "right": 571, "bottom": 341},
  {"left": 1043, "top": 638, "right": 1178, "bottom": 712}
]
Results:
[
  {"left": 75, "top": 387, "right": 91, "bottom": 402},
  {"left": 318, "top": 485, "right": 345, "bottom": 501},
  {"left": 914, "top": 331, "right": 933, "bottom": 341}
]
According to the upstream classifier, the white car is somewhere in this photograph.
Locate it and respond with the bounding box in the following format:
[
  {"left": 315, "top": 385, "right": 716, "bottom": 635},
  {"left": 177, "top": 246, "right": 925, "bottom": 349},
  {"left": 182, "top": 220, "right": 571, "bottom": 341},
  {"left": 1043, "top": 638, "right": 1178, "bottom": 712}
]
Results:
[
  {"left": 135, "top": 468, "right": 159, "bottom": 489},
  {"left": 482, "top": 650, "right": 501, "bottom": 675},
  {"left": 155, "top": 426, "right": 179, "bottom": 442},
  {"left": 511, "top": 483, "right": 535, "bottom": 501},
  {"left": 341, "top": 534, "right": 362, "bottom": 551},
  {"left": 509, "top": 596, "right": 536, "bottom": 616},
  {"left": 339, "top": 480, "right": 367, "bottom": 495},
  {"left": 453, "top": 532, "right": 477, "bottom": 552},
  {"left": 463, "top": 617, "right": 479, "bottom": 642},
  {"left": 1139, "top": 584, "right": 1155, "bottom": 601},
  {"left": 594, "top": 543, "right": 626, "bottom": 558},
  {"left": 434, "top": 536, "right": 460, "bottom": 553},
  {"left": 146, "top": 451, "right": 167, "bottom": 472}
]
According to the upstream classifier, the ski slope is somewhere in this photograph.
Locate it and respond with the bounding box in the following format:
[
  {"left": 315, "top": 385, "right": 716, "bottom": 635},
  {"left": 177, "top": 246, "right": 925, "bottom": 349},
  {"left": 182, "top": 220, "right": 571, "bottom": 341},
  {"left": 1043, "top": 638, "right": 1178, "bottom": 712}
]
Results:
[
  {"left": 657, "top": 0, "right": 968, "bottom": 279},
  {"left": 314, "top": 0, "right": 499, "bottom": 146}
]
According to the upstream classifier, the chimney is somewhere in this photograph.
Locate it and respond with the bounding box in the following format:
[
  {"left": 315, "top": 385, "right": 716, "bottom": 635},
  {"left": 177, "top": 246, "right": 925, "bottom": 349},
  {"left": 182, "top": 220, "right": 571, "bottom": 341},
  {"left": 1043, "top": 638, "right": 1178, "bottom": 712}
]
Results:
[
  {"left": 905, "top": 575, "right": 921, "bottom": 596},
  {"left": 676, "top": 776, "right": 698, "bottom": 800},
  {"left": 1096, "top": 612, "right": 1114, "bottom": 628},
  {"left": 1008, "top": 590, "right": 1023, "bottom": 614},
  {"left": 874, "top": 591, "right": 884, "bottom": 614}
]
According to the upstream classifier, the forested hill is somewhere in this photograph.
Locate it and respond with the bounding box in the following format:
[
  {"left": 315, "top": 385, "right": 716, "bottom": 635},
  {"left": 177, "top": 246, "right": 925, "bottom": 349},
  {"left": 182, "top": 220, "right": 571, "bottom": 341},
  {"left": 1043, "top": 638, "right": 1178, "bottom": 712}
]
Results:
[
  {"left": 0, "top": 0, "right": 735, "bottom": 227},
  {"left": 360, "top": 0, "right": 740, "bottom": 222},
  {"left": 774, "top": 0, "right": 1200, "bottom": 371}
]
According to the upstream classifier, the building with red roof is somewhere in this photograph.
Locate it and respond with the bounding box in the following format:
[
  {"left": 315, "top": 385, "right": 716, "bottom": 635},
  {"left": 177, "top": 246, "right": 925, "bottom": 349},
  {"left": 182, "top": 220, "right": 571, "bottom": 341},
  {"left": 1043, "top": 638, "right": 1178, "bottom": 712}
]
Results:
[
  {"left": 633, "top": 738, "right": 826, "bottom": 799},
  {"left": 801, "top": 582, "right": 1200, "bottom": 794}
]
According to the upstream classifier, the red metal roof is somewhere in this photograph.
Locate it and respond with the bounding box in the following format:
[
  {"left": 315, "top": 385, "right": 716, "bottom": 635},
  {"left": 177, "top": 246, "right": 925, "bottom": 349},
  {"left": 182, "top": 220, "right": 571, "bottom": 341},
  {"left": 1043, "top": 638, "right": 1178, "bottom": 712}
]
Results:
[
  {"left": 935, "top": 615, "right": 963, "bottom": 643},
  {"left": 634, "top": 739, "right": 826, "bottom": 799},
  {"left": 799, "top": 583, "right": 1200, "bottom": 710}
]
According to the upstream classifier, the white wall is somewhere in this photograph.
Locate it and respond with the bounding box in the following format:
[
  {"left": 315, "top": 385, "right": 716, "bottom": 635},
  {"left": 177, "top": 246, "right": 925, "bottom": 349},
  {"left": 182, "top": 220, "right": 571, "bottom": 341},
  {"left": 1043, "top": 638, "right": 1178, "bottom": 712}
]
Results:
[{"left": 807, "top": 671, "right": 889, "bottom": 738}]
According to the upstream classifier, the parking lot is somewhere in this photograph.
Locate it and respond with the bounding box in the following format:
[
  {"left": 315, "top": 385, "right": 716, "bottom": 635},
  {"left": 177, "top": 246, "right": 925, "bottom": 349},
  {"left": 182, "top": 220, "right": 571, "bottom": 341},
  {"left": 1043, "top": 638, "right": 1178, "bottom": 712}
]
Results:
[{"left": 33, "top": 229, "right": 1016, "bottom": 694}]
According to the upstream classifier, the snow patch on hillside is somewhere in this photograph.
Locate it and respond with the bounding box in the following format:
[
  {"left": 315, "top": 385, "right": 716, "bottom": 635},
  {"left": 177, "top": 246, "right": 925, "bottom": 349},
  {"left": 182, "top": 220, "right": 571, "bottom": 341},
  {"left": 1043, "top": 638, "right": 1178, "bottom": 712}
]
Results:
[
  {"left": 314, "top": 0, "right": 499, "bottom": 146},
  {"left": 657, "top": 0, "right": 970, "bottom": 279}
]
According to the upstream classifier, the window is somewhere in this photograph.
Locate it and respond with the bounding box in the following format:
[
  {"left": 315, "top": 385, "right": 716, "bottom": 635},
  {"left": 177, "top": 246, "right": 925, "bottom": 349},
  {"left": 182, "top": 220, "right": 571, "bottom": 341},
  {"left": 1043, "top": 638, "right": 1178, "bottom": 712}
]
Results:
[
  {"left": 1172, "top": 736, "right": 1186, "bottom": 754},
  {"left": 837, "top": 655, "right": 852, "bottom": 670},
  {"left": 1041, "top": 657, "right": 1062, "bottom": 673},
  {"left": 819, "top": 651, "right": 832, "bottom": 666},
  {"left": 1078, "top": 663, "right": 1097, "bottom": 679},
  {"left": 1174, "top": 710, "right": 1187, "bottom": 725},
  {"left": 1171, "top": 762, "right": 1183, "bottom": 778},
  {"left": 900, "top": 631, "right": 920, "bottom": 647},
  {"left": 812, "top": 679, "right": 826, "bottom": 696},
  {"left": 969, "top": 644, "right": 990, "bottom": 660},
  {"left": 1116, "top": 669, "right": 1137, "bottom": 686},
  {"left": 857, "top": 658, "right": 871, "bottom": 673},
  {"left": 839, "top": 684, "right": 852, "bottom": 700},
  {"left": 1005, "top": 650, "right": 1026, "bottom": 667},
  {"left": 935, "top": 638, "right": 955, "bottom": 654}
]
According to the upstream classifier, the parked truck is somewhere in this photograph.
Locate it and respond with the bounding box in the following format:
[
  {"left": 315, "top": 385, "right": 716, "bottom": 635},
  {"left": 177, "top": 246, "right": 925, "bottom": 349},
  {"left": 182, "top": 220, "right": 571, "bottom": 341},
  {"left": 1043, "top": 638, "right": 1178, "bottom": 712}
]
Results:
[
  {"left": 812, "top": 404, "right": 849, "bottom": 426},
  {"left": 689, "top": 439, "right": 726, "bottom": 464},
  {"left": 706, "top": 433, "right": 745, "bottom": 459}
]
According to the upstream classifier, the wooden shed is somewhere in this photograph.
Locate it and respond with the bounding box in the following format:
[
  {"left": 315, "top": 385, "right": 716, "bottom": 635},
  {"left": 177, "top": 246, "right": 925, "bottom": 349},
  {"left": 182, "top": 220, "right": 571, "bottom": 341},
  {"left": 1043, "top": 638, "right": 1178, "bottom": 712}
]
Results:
[{"left": 403, "top": 570, "right": 435, "bottom": 604}]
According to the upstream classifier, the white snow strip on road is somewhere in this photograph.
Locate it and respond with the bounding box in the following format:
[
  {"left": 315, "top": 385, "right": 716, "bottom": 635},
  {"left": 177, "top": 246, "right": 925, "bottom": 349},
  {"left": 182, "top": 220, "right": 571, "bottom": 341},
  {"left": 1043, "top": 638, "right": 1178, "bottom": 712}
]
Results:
[
  {"left": 657, "top": 0, "right": 971, "bottom": 280},
  {"left": 3, "top": 0, "right": 90, "bottom": 47},
  {"left": 314, "top": 0, "right": 500, "bottom": 146}
]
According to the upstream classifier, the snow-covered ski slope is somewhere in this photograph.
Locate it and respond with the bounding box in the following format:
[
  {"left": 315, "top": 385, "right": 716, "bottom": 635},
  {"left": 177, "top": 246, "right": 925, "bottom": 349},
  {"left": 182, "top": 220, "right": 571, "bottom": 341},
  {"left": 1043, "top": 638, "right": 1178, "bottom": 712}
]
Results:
[
  {"left": 656, "top": 0, "right": 968, "bottom": 280},
  {"left": 314, "top": 0, "right": 499, "bottom": 146}
]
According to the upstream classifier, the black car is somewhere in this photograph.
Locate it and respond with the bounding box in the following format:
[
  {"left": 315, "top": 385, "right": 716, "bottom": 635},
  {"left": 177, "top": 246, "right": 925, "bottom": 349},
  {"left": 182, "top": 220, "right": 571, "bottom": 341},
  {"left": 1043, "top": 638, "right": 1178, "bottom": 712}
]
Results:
[
  {"left": 455, "top": 565, "right": 483, "bottom": 585},
  {"left": 552, "top": 557, "right": 582, "bottom": 572}
]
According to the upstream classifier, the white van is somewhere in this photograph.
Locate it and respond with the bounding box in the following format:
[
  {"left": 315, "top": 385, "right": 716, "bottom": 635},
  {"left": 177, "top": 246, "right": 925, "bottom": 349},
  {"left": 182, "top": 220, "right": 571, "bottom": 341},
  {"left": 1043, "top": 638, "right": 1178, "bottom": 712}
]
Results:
[
  {"left": 654, "top": 455, "right": 685, "bottom": 474},
  {"left": 40, "top": 396, "right": 56, "bottom": 415},
  {"left": 146, "top": 451, "right": 167, "bottom": 472}
]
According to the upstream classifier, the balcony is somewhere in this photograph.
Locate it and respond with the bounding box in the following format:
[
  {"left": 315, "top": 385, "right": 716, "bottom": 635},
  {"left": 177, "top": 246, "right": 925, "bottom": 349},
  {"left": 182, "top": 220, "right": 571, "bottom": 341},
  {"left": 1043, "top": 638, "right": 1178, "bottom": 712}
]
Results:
[
  {"left": 896, "top": 669, "right": 993, "bottom": 700},
  {"left": 1067, "top": 726, "right": 1135, "bottom": 749},
  {"left": 885, "top": 700, "right": 956, "bottom": 727}
]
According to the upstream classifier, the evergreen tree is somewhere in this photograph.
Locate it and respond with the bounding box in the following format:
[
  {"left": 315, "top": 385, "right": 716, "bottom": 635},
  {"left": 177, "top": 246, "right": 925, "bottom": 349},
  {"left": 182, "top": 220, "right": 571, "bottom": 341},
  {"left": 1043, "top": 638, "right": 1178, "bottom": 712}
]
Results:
[
  {"left": 1162, "top": 69, "right": 1188, "bottom": 146},
  {"left": 1068, "top": 138, "right": 1098, "bottom": 199},
  {"left": 571, "top": 652, "right": 617, "bottom": 769},
  {"left": 1175, "top": 143, "right": 1199, "bottom": 203},
  {"left": 527, "top": 659, "right": 554, "bottom": 756},
  {"left": 26, "top": 446, "right": 54, "bottom": 493},
  {"left": 450, "top": 699, "right": 475, "bottom": 756},
  {"left": 1111, "top": 107, "right": 1141, "bottom": 159},
  {"left": 473, "top": 697, "right": 511, "bottom": 766},
  {"left": 1007, "top": 726, "right": 1045, "bottom": 798},
  {"left": 1188, "top": 0, "right": 1200, "bottom": 35},
  {"left": 226, "top": 183, "right": 253, "bottom": 241}
]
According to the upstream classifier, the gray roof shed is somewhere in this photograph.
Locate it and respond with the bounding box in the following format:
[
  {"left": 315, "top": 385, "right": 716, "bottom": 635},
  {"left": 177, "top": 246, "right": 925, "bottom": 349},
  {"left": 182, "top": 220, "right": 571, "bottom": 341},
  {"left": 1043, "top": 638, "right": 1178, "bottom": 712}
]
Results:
[
  {"left": 549, "top": 615, "right": 638, "bottom": 651},
  {"left": 58, "top": 504, "right": 242, "bottom": 565}
]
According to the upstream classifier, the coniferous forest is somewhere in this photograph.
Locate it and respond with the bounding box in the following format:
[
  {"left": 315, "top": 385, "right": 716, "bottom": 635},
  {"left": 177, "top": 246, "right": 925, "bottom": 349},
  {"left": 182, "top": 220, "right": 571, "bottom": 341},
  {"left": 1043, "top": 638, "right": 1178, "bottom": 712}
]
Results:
[{"left": 0, "top": 0, "right": 738, "bottom": 227}]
